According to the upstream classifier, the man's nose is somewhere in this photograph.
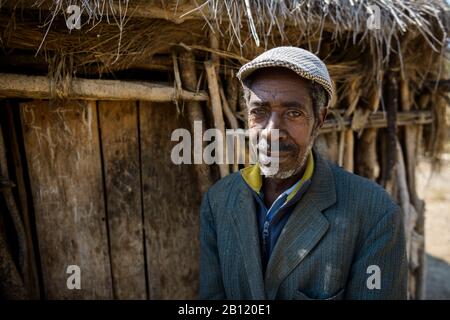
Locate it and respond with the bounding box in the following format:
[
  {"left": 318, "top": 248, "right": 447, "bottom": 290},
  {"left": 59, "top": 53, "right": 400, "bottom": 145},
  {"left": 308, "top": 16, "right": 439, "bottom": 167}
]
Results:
[{"left": 261, "top": 112, "right": 287, "bottom": 141}]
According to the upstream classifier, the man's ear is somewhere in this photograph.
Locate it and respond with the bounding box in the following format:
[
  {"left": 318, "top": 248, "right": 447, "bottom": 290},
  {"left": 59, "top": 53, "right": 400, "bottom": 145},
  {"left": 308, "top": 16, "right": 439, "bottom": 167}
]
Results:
[{"left": 315, "top": 107, "right": 328, "bottom": 131}]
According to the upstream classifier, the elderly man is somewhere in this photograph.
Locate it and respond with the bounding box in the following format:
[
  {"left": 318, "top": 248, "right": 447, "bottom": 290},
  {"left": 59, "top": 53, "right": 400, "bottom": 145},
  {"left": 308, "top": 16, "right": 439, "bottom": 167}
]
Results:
[{"left": 199, "top": 46, "right": 407, "bottom": 300}]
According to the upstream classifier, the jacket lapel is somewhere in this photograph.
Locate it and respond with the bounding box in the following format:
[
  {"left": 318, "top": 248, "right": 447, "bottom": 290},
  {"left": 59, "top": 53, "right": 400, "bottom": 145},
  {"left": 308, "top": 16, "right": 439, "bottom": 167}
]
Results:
[
  {"left": 264, "top": 152, "right": 337, "bottom": 299},
  {"left": 230, "top": 182, "right": 266, "bottom": 299}
]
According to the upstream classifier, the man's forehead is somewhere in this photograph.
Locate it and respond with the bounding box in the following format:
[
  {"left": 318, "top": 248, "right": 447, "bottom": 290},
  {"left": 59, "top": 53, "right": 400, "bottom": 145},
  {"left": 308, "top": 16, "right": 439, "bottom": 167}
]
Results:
[
  {"left": 247, "top": 67, "right": 312, "bottom": 102},
  {"left": 248, "top": 86, "right": 307, "bottom": 98},
  {"left": 248, "top": 90, "right": 312, "bottom": 110}
]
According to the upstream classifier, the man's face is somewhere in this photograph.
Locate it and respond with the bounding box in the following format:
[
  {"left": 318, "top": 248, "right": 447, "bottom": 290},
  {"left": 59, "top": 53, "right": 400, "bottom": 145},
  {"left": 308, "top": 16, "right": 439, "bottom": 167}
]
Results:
[{"left": 246, "top": 67, "right": 323, "bottom": 178}]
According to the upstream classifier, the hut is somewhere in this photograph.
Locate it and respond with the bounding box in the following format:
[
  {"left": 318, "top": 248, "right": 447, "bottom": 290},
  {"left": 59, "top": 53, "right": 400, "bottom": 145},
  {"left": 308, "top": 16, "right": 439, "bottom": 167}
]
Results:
[{"left": 0, "top": 0, "right": 448, "bottom": 299}]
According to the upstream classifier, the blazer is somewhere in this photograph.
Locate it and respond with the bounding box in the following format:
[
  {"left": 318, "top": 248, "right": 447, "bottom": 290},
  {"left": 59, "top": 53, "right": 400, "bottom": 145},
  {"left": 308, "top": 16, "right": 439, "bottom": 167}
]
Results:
[{"left": 199, "top": 151, "right": 408, "bottom": 300}]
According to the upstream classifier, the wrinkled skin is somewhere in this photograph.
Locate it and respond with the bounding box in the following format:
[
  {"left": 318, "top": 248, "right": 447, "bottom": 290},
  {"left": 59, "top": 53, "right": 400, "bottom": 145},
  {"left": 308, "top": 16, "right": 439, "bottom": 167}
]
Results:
[{"left": 246, "top": 67, "right": 327, "bottom": 207}]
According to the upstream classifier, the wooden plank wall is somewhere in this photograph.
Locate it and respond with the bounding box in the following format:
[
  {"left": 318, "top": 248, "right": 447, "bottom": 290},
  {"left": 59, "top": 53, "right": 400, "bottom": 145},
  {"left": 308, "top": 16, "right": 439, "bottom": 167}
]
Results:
[
  {"left": 98, "top": 101, "right": 146, "bottom": 299},
  {"left": 140, "top": 102, "right": 201, "bottom": 299},
  {"left": 20, "top": 100, "right": 113, "bottom": 299},
  {"left": 20, "top": 99, "right": 202, "bottom": 299}
]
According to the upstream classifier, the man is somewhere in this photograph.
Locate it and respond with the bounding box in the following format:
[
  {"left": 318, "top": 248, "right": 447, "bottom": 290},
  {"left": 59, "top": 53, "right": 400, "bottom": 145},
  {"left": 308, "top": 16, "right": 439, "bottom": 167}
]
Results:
[{"left": 199, "top": 46, "right": 407, "bottom": 300}]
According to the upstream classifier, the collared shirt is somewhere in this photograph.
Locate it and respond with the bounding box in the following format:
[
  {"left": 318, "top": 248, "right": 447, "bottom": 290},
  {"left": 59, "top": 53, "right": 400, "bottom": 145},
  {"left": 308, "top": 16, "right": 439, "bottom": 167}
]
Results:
[{"left": 240, "top": 152, "right": 315, "bottom": 273}]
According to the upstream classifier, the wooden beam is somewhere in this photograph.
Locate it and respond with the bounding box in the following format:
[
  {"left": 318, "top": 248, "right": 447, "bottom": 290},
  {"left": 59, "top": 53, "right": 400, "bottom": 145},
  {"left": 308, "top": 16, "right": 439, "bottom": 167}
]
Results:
[
  {"left": 0, "top": 73, "right": 209, "bottom": 102},
  {"left": 320, "top": 110, "right": 432, "bottom": 133}
]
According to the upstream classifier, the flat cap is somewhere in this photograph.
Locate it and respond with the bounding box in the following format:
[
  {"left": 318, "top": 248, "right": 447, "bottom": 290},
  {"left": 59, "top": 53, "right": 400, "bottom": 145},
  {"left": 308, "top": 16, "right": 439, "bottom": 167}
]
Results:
[{"left": 237, "top": 46, "right": 334, "bottom": 108}]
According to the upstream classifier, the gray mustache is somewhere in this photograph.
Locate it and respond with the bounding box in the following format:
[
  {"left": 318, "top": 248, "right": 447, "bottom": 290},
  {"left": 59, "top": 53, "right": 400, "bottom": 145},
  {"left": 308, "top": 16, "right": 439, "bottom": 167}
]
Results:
[
  {"left": 278, "top": 142, "right": 298, "bottom": 152},
  {"left": 257, "top": 139, "right": 298, "bottom": 153}
]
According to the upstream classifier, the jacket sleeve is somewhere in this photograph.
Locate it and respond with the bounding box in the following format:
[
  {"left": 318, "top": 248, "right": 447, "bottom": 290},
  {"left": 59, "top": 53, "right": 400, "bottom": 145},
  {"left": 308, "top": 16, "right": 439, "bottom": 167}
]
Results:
[
  {"left": 344, "top": 206, "right": 408, "bottom": 299},
  {"left": 199, "top": 190, "right": 226, "bottom": 299}
]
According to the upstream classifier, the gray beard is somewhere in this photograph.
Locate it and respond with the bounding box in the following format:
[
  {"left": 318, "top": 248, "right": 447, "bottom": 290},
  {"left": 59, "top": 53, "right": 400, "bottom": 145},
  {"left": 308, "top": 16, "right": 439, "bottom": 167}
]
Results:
[{"left": 259, "top": 138, "right": 315, "bottom": 179}]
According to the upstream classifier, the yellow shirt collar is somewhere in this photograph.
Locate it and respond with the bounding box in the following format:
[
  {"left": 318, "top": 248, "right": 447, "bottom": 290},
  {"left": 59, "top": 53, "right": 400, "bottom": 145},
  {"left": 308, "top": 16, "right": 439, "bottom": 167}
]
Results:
[{"left": 240, "top": 151, "right": 315, "bottom": 202}]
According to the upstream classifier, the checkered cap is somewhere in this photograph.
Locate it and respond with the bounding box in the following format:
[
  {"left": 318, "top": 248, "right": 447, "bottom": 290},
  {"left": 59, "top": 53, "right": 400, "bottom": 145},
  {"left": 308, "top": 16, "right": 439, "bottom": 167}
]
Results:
[{"left": 237, "top": 46, "right": 335, "bottom": 108}]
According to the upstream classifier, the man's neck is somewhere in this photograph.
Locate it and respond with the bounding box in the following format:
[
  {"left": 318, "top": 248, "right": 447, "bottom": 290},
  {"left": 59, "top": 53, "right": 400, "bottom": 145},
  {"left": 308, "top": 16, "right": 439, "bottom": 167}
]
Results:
[{"left": 262, "top": 165, "right": 306, "bottom": 209}]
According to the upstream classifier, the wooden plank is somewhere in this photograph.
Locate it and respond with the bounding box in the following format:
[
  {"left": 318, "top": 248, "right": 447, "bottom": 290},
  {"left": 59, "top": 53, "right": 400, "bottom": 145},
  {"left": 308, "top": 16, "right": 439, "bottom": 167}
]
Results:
[
  {"left": 98, "top": 101, "right": 147, "bottom": 299},
  {"left": 20, "top": 100, "right": 113, "bottom": 299},
  {"left": 139, "top": 101, "right": 201, "bottom": 299}
]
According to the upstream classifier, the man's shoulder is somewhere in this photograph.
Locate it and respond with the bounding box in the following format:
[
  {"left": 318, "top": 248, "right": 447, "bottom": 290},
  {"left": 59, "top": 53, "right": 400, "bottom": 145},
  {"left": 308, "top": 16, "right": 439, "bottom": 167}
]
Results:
[
  {"left": 329, "top": 162, "right": 386, "bottom": 194},
  {"left": 327, "top": 161, "right": 399, "bottom": 216},
  {"left": 203, "top": 160, "right": 400, "bottom": 219},
  {"left": 208, "top": 171, "right": 243, "bottom": 194},
  {"left": 203, "top": 171, "right": 244, "bottom": 207},
  {"left": 325, "top": 162, "right": 405, "bottom": 263}
]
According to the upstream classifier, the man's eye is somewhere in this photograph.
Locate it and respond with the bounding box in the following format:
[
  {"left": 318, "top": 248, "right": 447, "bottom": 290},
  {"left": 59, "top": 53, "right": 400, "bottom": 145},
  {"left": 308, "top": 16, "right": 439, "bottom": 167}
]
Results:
[
  {"left": 249, "top": 108, "right": 266, "bottom": 116},
  {"left": 286, "top": 110, "right": 302, "bottom": 118}
]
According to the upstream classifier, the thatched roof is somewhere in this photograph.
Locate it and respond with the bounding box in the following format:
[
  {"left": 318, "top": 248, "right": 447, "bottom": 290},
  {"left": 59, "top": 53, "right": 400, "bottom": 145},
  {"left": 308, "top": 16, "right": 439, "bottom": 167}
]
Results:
[
  {"left": 0, "top": 1, "right": 448, "bottom": 159},
  {"left": 1, "top": 1, "right": 448, "bottom": 78}
]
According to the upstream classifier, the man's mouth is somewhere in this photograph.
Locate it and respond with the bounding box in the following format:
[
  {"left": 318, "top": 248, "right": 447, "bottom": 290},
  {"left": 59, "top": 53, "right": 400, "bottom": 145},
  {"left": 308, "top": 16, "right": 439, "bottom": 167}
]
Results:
[
  {"left": 264, "top": 150, "right": 292, "bottom": 157},
  {"left": 258, "top": 148, "right": 298, "bottom": 166},
  {"left": 257, "top": 141, "right": 298, "bottom": 156}
]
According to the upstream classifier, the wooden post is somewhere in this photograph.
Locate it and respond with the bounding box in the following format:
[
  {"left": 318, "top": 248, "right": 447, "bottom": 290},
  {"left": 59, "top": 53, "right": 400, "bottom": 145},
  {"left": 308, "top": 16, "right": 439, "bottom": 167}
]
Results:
[
  {"left": 380, "top": 72, "right": 399, "bottom": 192},
  {"left": 0, "top": 114, "right": 28, "bottom": 288},
  {"left": 226, "top": 71, "right": 239, "bottom": 113},
  {"left": 395, "top": 140, "right": 424, "bottom": 300},
  {"left": 0, "top": 123, "right": 28, "bottom": 299},
  {"left": 179, "top": 50, "right": 214, "bottom": 194},
  {"left": 415, "top": 92, "right": 430, "bottom": 300},
  {"left": 205, "top": 60, "right": 229, "bottom": 177},
  {"left": 343, "top": 129, "right": 354, "bottom": 172},
  {"left": 220, "top": 86, "right": 239, "bottom": 130},
  {"left": 344, "top": 78, "right": 360, "bottom": 117},
  {"left": 220, "top": 88, "right": 241, "bottom": 172},
  {"left": 395, "top": 141, "right": 417, "bottom": 261},
  {"left": 0, "top": 205, "right": 28, "bottom": 299},
  {"left": 400, "top": 80, "right": 420, "bottom": 206},
  {"left": 368, "top": 88, "right": 381, "bottom": 112},
  {"left": 355, "top": 128, "right": 379, "bottom": 180},
  {"left": 324, "top": 131, "right": 339, "bottom": 163},
  {"left": 3, "top": 103, "right": 40, "bottom": 298}
]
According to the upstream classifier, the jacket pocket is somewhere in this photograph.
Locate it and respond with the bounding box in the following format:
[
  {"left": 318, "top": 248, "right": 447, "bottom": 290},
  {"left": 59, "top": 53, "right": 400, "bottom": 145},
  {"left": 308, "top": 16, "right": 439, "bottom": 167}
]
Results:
[{"left": 294, "top": 288, "right": 345, "bottom": 300}]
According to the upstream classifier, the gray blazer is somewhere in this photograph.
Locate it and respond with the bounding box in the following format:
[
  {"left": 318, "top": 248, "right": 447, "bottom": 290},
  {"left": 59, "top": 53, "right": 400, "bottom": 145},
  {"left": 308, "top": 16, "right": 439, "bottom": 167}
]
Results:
[{"left": 199, "top": 152, "right": 407, "bottom": 300}]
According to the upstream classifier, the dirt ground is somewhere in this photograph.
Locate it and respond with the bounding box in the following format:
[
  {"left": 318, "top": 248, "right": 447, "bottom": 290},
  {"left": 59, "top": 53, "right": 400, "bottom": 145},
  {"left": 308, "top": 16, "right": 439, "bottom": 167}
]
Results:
[{"left": 417, "top": 155, "right": 450, "bottom": 299}]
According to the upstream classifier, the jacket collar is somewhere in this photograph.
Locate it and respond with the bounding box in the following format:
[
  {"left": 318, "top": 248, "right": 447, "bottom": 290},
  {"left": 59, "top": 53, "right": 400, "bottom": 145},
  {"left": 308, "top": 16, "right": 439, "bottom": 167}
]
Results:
[
  {"left": 232, "top": 149, "right": 337, "bottom": 299},
  {"left": 240, "top": 151, "right": 315, "bottom": 203}
]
